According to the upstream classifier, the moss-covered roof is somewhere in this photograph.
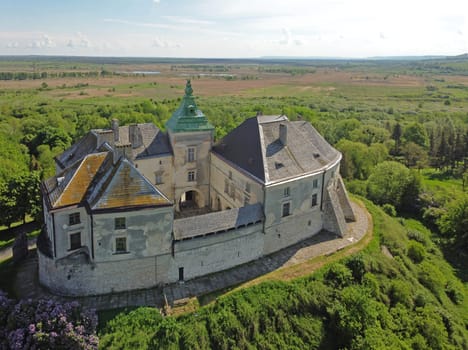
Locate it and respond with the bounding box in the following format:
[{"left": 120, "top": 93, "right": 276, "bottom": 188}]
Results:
[{"left": 165, "top": 80, "right": 214, "bottom": 133}]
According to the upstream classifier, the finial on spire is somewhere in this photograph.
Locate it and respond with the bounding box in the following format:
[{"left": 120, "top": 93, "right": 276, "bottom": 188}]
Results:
[{"left": 185, "top": 79, "right": 193, "bottom": 96}]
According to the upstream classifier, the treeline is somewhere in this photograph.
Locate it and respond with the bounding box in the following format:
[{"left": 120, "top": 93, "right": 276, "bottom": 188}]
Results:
[
  {"left": 0, "top": 70, "right": 117, "bottom": 81},
  {"left": 258, "top": 66, "right": 316, "bottom": 75},
  {"left": 99, "top": 203, "right": 468, "bottom": 349}
]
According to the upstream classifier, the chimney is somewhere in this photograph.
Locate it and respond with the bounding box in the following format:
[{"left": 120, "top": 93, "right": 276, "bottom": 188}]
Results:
[
  {"left": 111, "top": 119, "right": 119, "bottom": 142},
  {"left": 279, "top": 123, "right": 287, "bottom": 146},
  {"left": 129, "top": 124, "right": 142, "bottom": 148}
]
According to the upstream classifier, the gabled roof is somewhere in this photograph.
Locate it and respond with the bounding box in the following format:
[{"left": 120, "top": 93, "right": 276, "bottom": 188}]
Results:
[
  {"left": 55, "top": 132, "right": 99, "bottom": 170},
  {"left": 165, "top": 80, "right": 214, "bottom": 133},
  {"left": 43, "top": 151, "right": 171, "bottom": 212},
  {"left": 212, "top": 117, "right": 266, "bottom": 182},
  {"left": 55, "top": 123, "right": 172, "bottom": 171},
  {"left": 212, "top": 115, "right": 341, "bottom": 184},
  {"left": 90, "top": 158, "right": 171, "bottom": 211},
  {"left": 116, "top": 123, "right": 172, "bottom": 159}
]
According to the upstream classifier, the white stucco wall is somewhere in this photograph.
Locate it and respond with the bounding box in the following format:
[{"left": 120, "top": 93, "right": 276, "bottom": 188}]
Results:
[
  {"left": 210, "top": 154, "right": 263, "bottom": 211},
  {"left": 46, "top": 206, "right": 92, "bottom": 259},
  {"left": 134, "top": 155, "right": 174, "bottom": 201},
  {"left": 92, "top": 206, "right": 173, "bottom": 262},
  {"left": 169, "top": 130, "right": 213, "bottom": 209}
]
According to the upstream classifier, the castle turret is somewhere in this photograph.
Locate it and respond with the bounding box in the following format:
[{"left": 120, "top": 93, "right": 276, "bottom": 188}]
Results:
[{"left": 166, "top": 80, "right": 214, "bottom": 212}]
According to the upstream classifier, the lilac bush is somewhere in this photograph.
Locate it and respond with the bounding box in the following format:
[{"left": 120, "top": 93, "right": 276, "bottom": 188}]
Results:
[{"left": 0, "top": 290, "right": 98, "bottom": 349}]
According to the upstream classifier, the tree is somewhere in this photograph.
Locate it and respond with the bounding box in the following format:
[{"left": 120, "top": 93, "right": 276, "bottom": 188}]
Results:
[
  {"left": 336, "top": 140, "right": 388, "bottom": 180},
  {"left": 403, "top": 123, "right": 428, "bottom": 149},
  {"left": 401, "top": 142, "right": 428, "bottom": 169},
  {"left": 437, "top": 197, "right": 468, "bottom": 249},
  {"left": 367, "top": 161, "right": 420, "bottom": 211},
  {"left": 391, "top": 123, "right": 402, "bottom": 155},
  {"left": 0, "top": 172, "right": 42, "bottom": 227}
]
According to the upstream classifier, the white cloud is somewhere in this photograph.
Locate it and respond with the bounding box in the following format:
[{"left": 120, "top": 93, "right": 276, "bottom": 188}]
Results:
[
  {"left": 278, "top": 28, "right": 290, "bottom": 45},
  {"left": 276, "top": 28, "right": 303, "bottom": 46},
  {"left": 153, "top": 0, "right": 160, "bottom": 3},
  {"left": 152, "top": 37, "right": 181, "bottom": 48},
  {"left": 29, "top": 34, "right": 56, "bottom": 49},
  {"left": 6, "top": 41, "right": 19, "bottom": 48},
  {"left": 67, "top": 32, "right": 91, "bottom": 48}
]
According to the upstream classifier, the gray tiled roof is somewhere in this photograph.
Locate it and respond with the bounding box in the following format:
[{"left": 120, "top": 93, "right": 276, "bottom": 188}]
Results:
[
  {"left": 212, "top": 115, "right": 340, "bottom": 184},
  {"left": 55, "top": 123, "right": 172, "bottom": 171},
  {"left": 116, "top": 123, "right": 172, "bottom": 159},
  {"left": 173, "top": 203, "right": 264, "bottom": 241},
  {"left": 55, "top": 132, "right": 99, "bottom": 170}
]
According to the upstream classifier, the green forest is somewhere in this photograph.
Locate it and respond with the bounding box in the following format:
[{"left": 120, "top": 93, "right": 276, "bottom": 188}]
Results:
[{"left": 0, "top": 57, "right": 467, "bottom": 349}]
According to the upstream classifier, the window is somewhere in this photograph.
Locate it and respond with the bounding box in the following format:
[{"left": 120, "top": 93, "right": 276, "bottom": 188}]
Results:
[
  {"left": 188, "top": 170, "right": 196, "bottom": 182},
  {"left": 283, "top": 187, "right": 290, "bottom": 197},
  {"left": 70, "top": 232, "right": 81, "bottom": 250},
  {"left": 187, "top": 147, "right": 196, "bottom": 162},
  {"left": 179, "top": 267, "right": 184, "bottom": 281},
  {"left": 155, "top": 173, "right": 163, "bottom": 184},
  {"left": 282, "top": 202, "right": 291, "bottom": 217},
  {"left": 312, "top": 193, "right": 318, "bottom": 207},
  {"left": 313, "top": 179, "right": 319, "bottom": 189},
  {"left": 230, "top": 185, "right": 235, "bottom": 199},
  {"left": 115, "top": 217, "right": 126, "bottom": 230},
  {"left": 228, "top": 171, "right": 232, "bottom": 180},
  {"left": 245, "top": 182, "right": 251, "bottom": 193},
  {"left": 115, "top": 237, "right": 127, "bottom": 253},
  {"left": 224, "top": 179, "right": 229, "bottom": 193},
  {"left": 244, "top": 195, "right": 250, "bottom": 206},
  {"left": 69, "top": 212, "right": 80, "bottom": 226}
]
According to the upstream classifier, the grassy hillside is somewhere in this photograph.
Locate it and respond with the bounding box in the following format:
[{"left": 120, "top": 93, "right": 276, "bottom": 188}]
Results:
[{"left": 99, "top": 200, "right": 468, "bottom": 349}]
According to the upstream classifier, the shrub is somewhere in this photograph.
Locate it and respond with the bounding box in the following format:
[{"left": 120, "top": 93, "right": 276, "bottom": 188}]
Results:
[
  {"left": 445, "top": 280, "right": 464, "bottom": 305},
  {"left": 382, "top": 204, "right": 396, "bottom": 217},
  {"left": 323, "top": 263, "right": 354, "bottom": 289},
  {"left": 418, "top": 261, "right": 446, "bottom": 296},
  {"left": 0, "top": 291, "right": 98, "bottom": 349},
  {"left": 407, "top": 241, "right": 426, "bottom": 263},
  {"left": 388, "top": 280, "right": 413, "bottom": 308},
  {"left": 407, "top": 230, "right": 428, "bottom": 246},
  {"left": 345, "top": 254, "right": 367, "bottom": 283}
]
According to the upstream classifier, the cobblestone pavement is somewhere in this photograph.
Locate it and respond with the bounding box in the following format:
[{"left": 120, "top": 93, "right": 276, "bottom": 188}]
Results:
[{"left": 13, "top": 201, "right": 371, "bottom": 311}]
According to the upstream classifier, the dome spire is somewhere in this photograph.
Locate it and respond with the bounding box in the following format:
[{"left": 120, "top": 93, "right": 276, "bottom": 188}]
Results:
[{"left": 165, "top": 80, "right": 214, "bottom": 133}]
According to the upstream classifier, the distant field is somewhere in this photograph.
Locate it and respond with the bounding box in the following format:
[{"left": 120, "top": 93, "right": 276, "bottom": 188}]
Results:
[{"left": 0, "top": 57, "right": 466, "bottom": 121}]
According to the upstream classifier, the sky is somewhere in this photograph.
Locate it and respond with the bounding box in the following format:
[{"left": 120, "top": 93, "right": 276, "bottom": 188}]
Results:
[{"left": 0, "top": 0, "right": 467, "bottom": 58}]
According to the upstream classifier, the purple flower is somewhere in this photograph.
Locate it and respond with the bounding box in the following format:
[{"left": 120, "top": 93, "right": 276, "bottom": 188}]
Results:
[{"left": 28, "top": 324, "right": 36, "bottom": 333}]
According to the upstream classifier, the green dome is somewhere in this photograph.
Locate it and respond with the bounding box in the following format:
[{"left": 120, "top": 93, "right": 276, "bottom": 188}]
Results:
[{"left": 165, "top": 80, "right": 214, "bottom": 133}]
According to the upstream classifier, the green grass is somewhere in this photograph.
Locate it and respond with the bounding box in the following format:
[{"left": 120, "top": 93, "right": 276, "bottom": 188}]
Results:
[
  {"left": 0, "top": 229, "right": 40, "bottom": 250},
  {"left": 98, "top": 200, "right": 468, "bottom": 349}
]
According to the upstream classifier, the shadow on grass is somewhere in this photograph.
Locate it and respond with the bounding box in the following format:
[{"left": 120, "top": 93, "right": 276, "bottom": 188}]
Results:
[
  {"left": 0, "top": 221, "right": 40, "bottom": 243},
  {"left": 0, "top": 258, "right": 17, "bottom": 296},
  {"left": 441, "top": 245, "right": 468, "bottom": 283}
]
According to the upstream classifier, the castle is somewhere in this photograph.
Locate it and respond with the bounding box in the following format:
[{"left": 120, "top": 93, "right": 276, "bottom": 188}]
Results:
[{"left": 38, "top": 81, "right": 355, "bottom": 296}]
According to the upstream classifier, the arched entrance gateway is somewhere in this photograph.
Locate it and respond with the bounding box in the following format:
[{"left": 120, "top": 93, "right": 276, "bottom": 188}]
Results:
[{"left": 177, "top": 188, "right": 205, "bottom": 213}]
